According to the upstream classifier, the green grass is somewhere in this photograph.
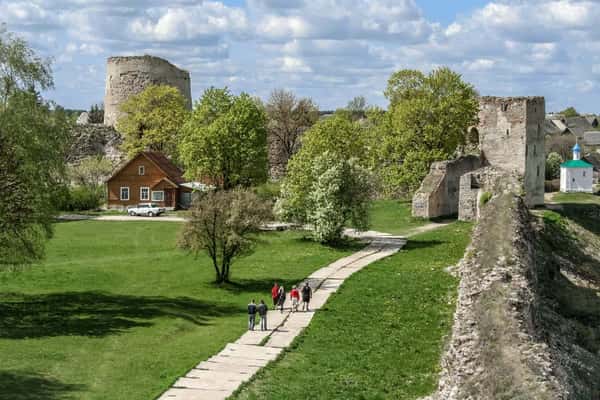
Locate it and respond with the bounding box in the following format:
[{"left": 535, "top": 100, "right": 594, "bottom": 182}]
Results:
[
  {"left": 366, "top": 200, "right": 429, "bottom": 235},
  {"left": 233, "top": 222, "right": 473, "bottom": 400},
  {"left": 0, "top": 221, "right": 358, "bottom": 400},
  {"left": 552, "top": 192, "right": 600, "bottom": 205}
]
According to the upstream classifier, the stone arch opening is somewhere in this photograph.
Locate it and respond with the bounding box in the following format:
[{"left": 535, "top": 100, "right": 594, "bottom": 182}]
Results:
[{"left": 468, "top": 127, "right": 479, "bottom": 146}]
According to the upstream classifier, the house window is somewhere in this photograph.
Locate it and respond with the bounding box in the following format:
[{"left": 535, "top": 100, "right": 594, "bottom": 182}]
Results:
[
  {"left": 138, "top": 165, "right": 145, "bottom": 175},
  {"left": 506, "top": 129, "right": 510, "bottom": 136},
  {"left": 583, "top": 171, "right": 586, "bottom": 177},
  {"left": 537, "top": 165, "right": 540, "bottom": 177},
  {"left": 152, "top": 191, "right": 164, "bottom": 202},
  {"left": 120, "top": 187, "right": 130, "bottom": 201},
  {"left": 140, "top": 187, "right": 150, "bottom": 201}
]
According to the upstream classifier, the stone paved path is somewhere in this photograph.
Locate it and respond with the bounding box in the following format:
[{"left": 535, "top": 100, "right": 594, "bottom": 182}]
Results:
[{"left": 157, "top": 232, "right": 407, "bottom": 400}]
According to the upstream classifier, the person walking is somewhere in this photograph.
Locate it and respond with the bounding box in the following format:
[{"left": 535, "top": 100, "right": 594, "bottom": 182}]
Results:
[
  {"left": 301, "top": 282, "right": 312, "bottom": 311},
  {"left": 277, "top": 285, "right": 286, "bottom": 313},
  {"left": 247, "top": 299, "right": 257, "bottom": 331},
  {"left": 257, "top": 300, "right": 268, "bottom": 331},
  {"left": 290, "top": 285, "right": 300, "bottom": 312},
  {"left": 271, "top": 282, "right": 279, "bottom": 307}
]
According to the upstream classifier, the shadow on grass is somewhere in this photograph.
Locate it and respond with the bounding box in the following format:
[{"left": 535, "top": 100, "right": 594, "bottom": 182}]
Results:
[
  {"left": 294, "top": 236, "right": 364, "bottom": 252},
  {"left": 554, "top": 203, "right": 600, "bottom": 235},
  {"left": 0, "top": 371, "right": 84, "bottom": 400},
  {"left": 402, "top": 240, "right": 445, "bottom": 251},
  {"left": 0, "top": 291, "right": 240, "bottom": 339}
]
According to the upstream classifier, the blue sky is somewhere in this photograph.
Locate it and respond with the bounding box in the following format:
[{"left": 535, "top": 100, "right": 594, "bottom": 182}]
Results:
[{"left": 2, "top": 0, "right": 599, "bottom": 113}]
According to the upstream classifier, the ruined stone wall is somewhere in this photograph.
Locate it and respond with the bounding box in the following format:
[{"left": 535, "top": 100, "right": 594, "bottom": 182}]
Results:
[
  {"left": 478, "top": 96, "right": 545, "bottom": 206},
  {"left": 68, "top": 123, "right": 123, "bottom": 165},
  {"left": 412, "top": 155, "right": 482, "bottom": 219},
  {"left": 103, "top": 55, "right": 192, "bottom": 127},
  {"left": 457, "top": 167, "right": 520, "bottom": 221},
  {"left": 428, "top": 177, "right": 600, "bottom": 399}
]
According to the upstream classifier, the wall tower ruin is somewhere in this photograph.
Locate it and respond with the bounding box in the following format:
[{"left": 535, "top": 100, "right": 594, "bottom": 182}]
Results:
[
  {"left": 103, "top": 55, "right": 192, "bottom": 127},
  {"left": 478, "top": 96, "right": 545, "bottom": 207}
]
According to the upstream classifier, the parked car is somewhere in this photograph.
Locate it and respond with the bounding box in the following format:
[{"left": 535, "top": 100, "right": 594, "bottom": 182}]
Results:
[{"left": 127, "top": 203, "right": 166, "bottom": 217}]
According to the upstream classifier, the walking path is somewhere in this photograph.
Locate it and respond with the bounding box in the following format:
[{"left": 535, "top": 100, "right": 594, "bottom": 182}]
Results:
[{"left": 157, "top": 231, "right": 412, "bottom": 400}]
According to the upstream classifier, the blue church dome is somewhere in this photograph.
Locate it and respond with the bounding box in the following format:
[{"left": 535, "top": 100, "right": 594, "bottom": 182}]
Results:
[{"left": 573, "top": 142, "right": 581, "bottom": 152}]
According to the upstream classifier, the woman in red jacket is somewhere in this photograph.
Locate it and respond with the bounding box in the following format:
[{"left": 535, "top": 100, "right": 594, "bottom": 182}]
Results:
[{"left": 271, "top": 282, "right": 279, "bottom": 307}]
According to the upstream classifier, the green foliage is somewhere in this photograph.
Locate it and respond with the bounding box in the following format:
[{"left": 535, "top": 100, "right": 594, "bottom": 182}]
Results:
[
  {"left": 277, "top": 152, "right": 373, "bottom": 243},
  {"left": 179, "top": 87, "right": 268, "bottom": 189},
  {"left": 116, "top": 85, "right": 188, "bottom": 160},
  {"left": 560, "top": 107, "right": 579, "bottom": 118},
  {"left": 233, "top": 222, "right": 473, "bottom": 400},
  {"left": 0, "top": 91, "right": 71, "bottom": 266},
  {"left": 69, "top": 155, "right": 113, "bottom": 188},
  {"left": 0, "top": 25, "right": 53, "bottom": 105},
  {"left": 373, "top": 67, "right": 479, "bottom": 197},
  {"left": 179, "top": 189, "right": 272, "bottom": 283},
  {"left": 545, "top": 152, "right": 563, "bottom": 180},
  {"left": 480, "top": 191, "right": 493, "bottom": 206},
  {"left": 252, "top": 181, "right": 281, "bottom": 203},
  {"left": 88, "top": 103, "right": 104, "bottom": 123},
  {"left": 59, "top": 186, "right": 104, "bottom": 211},
  {"left": 0, "top": 221, "right": 355, "bottom": 400}
]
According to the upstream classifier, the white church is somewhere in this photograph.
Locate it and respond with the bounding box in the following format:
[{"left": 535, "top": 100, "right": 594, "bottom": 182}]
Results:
[{"left": 560, "top": 143, "right": 594, "bottom": 193}]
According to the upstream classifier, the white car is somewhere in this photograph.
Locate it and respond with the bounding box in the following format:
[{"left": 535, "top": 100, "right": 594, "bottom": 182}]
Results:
[{"left": 127, "top": 203, "right": 166, "bottom": 217}]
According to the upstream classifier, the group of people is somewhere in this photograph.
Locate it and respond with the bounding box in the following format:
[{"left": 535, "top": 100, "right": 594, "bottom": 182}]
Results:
[{"left": 247, "top": 281, "right": 313, "bottom": 331}]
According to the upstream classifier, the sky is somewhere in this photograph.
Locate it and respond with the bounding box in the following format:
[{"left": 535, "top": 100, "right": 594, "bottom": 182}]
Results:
[{"left": 2, "top": 0, "right": 600, "bottom": 113}]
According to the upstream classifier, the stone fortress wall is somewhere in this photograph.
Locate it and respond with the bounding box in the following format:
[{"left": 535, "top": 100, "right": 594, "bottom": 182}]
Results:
[
  {"left": 412, "top": 155, "right": 482, "bottom": 218},
  {"left": 103, "top": 55, "right": 192, "bottom": 127},
  {"left": 412, "top": 96, "right": 546, "bottom": 220}
]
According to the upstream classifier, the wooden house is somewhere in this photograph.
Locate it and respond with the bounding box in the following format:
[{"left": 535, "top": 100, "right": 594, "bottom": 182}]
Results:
[{"left": 106, "top": 151, "right": 193, "bottom": 210}]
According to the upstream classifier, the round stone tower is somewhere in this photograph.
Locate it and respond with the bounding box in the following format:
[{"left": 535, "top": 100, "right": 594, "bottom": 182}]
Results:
[{"left": 103, "top": 55, "right": 192, "bottom": 127}]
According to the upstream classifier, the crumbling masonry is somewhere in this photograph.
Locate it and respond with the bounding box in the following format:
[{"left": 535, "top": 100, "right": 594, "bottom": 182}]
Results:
[{"left": 412, "top": 97, "right": 546, "bottom": 220}]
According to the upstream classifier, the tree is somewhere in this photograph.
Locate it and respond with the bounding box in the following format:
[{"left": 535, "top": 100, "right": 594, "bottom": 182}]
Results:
[
  {"left": 179, "top": 87, "right": 268, "bottom": 189},
  {"left": 277, "top": 152, "right": 373, "bottom": 243},
  {"left": 116, "top": 85, "right": 188, "bottom": 160},
  {"left": 178, "top": 189, "right": 272, "bottom": 283},
  {"left": 346, "top": 96, "right": 367, "bottom": 121},
  {"left": 275, "top": 112, "right": 369, "bottom": 222},
  {"left": 545, "top": 152, "right": 563, "bottom": 180},
  {"left": 265, "top": 89, "right": 318, "bottom": 177},
  {"left": 0, "top": 91, "right": 70, "bottom": 266},
  {"left": 374, "top": 67, "right": 479, "bottom": 197},
  {"left": 88, "top": 103, "right": 104, "bottom": 123},
  {"left": 559, "top": 107, "right": 579, "bottom": 118},
  {"left": 0, "top": 24, "right": 53, "bottom": 105}
]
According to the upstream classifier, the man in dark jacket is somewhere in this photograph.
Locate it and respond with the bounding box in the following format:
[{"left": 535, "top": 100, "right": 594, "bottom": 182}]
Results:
[
  {"left": 248, "top": 299, "right": 257, "bottom": 330},
  {"left": 301, "top": 282, "right": 312, "bottom": 311},
  {"left": 257, "top": 300, "right": 268, "bottom": 331}
]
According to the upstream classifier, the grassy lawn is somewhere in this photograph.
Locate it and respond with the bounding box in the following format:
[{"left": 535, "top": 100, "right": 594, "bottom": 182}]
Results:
[
  {"left": 0, "top": 221, "right": 359, "bottom": 400},
  {"left": 367, "top": 199, "right": 429, "bottom": 235},
  {"left": 233, "top": 222, "right": 472, "bottom": 400},
  {"left": 552, "top": 192, "right": 600, "bottom": 205}
]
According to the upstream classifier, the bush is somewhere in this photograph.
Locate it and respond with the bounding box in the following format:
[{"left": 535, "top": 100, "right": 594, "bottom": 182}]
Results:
[
  {"left": 545, "top": 152, "right": 563, "bottom": 180},
  {"left": 59, "top": 186, "right": 104, "bottom": 211},
  {"left": 253, "top": 181, "right": 280, "bottom": 203}
]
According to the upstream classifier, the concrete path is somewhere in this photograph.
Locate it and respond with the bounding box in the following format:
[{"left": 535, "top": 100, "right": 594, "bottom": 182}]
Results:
[{"left": 157, "top": 232, "right": 407, "bottom": 400}]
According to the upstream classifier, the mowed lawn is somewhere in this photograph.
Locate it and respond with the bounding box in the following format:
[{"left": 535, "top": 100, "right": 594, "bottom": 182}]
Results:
[
  {"left": 367, "top": 200, "right": 429, "bottom": 235},
  {"left": 233, "top": 222, "right": 472, "bottom": 400},
  {"left": 0, "top": 221, "right": 359, "bottom": 400}
]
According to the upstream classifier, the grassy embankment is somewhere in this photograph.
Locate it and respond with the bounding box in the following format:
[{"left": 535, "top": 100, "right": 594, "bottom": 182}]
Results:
[
  {"left": 0, "top": 221, "right": 359, "bottom": 400},
  {"left": 233, "top": 222, "right": 472, "bottom": 400}
]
